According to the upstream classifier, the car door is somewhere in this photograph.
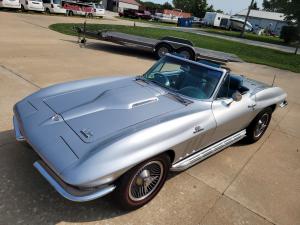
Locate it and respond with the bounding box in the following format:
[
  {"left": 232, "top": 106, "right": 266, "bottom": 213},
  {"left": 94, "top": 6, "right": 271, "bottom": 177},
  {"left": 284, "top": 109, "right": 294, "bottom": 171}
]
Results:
[{"left": 210, "top": 74, "right": 257, "bottom": 143}]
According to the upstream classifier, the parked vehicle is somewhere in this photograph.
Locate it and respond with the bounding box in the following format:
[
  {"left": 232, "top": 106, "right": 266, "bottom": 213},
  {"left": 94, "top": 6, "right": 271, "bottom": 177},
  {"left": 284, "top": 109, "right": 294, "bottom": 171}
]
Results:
[
  {"left": 136, "top": 10, "right": 151, "bottom": 20},
  {"left": 203, "top": 12, "right": 230, "bottom": 27},
  {"left": 88, "top": 3, "right": 105, "bottom": 17},
  {"left": 75, "top": 27, "right": 242, "bottom": 62},
  {"left": 43, "top": 0, "right": 66, "bottom": 14},
  {"left": 0, "top": 0, "right": 21, "bottom": 9},
  {"left": 229, "top": 17, "right": 253, "bottom": 32},
  {"left": 119, "top": 8, "right": 138, "bottom": 18},
  {"left": 13, "top": 54, "right": 287, "bottom": 209},
  {"left": 62, "top": 0, "right": 93, "bottom": 16},
  {"left": 119, "top": 9, "right": 151, "bottom": 20},
  {"left": 20, "top": 0, "right": 44, "bottom": 11}
]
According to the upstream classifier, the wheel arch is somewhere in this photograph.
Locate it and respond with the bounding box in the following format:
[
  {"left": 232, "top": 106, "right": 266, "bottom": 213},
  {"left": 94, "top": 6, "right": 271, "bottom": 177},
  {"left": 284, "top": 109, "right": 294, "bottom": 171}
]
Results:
[
  {"left": 269, "top": 104, "right": 277, "bottom": 112},
  {"left": 176, "top": 46, "right": 196, "bottom": 60},
  {"left": 165, "top": 149, "right": 176, "bottom": 164},
  {"left": 154, "top": 42, "right": 173, "bottom": 53}
]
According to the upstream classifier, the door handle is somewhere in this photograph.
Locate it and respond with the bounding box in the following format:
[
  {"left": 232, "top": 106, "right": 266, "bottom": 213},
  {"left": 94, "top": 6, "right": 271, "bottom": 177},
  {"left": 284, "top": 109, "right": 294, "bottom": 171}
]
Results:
[{"left": 193, "top": 126, "right": 204, "bottom": 134}]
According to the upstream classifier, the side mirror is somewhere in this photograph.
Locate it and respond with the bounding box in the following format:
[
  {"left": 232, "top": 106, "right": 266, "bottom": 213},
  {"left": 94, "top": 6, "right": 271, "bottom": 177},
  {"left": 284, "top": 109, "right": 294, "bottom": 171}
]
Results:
[{"left": 232, "top": 91, "right": 242, "bottom": 102}]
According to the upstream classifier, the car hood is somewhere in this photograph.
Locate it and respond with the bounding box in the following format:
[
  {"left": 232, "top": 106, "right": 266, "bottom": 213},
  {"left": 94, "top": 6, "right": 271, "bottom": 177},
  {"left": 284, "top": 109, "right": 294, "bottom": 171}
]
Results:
[{"left": 43, "top": 81, "right": 185, "bottom": 143}]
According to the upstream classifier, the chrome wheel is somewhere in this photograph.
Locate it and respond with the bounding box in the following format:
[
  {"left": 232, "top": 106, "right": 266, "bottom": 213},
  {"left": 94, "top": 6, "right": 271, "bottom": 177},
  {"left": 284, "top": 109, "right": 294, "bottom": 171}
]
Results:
[
  {"left": 254, "top": 113, "right": 269, "bottom": 138},
  {"left": 178, "top": 49, "right": 193, "bottom": 59},
  {"left": 128, "top": 161, "right": 164, "bottom": 201},
  {"left": 157, "top": 47, "right": 169, "bottom": 58}
]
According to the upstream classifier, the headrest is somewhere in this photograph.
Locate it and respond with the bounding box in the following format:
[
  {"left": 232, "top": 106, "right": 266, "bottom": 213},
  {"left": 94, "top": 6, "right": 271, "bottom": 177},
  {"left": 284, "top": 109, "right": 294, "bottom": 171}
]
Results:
[{"left": 229, "top": 75, "right": 242, "bottom": 90}]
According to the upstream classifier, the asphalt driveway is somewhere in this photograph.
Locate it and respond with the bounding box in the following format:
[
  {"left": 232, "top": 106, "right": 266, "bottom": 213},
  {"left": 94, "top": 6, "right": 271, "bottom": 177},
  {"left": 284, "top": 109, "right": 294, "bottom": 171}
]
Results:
[{"left": 0, "top": 11, "right": 299, "bottom": 225}]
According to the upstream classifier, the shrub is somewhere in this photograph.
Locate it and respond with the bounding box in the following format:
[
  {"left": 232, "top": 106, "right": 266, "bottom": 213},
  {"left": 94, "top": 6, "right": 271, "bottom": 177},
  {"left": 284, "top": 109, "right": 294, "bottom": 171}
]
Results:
[{"left": 280, "top": 26, "right": 300, "bottom": 43}]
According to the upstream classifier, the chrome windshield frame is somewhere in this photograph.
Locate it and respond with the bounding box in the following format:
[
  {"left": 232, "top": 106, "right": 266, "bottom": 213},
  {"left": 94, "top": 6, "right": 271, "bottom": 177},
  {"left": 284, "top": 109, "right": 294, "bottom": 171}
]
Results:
[{"left": 142, "top": 54, "right": 227, "bottom": 102}]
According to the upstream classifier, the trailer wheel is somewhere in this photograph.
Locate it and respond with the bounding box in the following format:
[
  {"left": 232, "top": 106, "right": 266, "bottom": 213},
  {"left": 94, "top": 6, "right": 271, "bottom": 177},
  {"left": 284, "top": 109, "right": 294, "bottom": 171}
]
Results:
[
  {"left": 177, "top": 47, "right": 195, "bottom": 60},
  {"left": 68, "top": 10, "right": 74, "bottom": 16},
  {"left": 155, "top": 44, "right": 172, "bottom": 59}
]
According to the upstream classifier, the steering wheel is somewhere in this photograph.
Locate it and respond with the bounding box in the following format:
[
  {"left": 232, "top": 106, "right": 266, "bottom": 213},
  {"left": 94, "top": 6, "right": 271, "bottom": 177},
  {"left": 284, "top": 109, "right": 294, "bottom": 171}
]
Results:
[
  {"left": 178, "top": 86, "right": 207, "bottom": 99},
  {"left": 153, "top": 73, "right": 170, "bottom": 87}
]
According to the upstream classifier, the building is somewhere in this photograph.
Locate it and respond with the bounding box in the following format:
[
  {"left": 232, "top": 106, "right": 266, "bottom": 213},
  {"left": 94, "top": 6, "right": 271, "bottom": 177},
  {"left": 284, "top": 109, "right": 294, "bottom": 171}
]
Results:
[
  {"left": 102, "top": 0, "right": 140, "bottom": 12},
  {"left": 235, "top": 9, "right": 288, "bottom": 36}
]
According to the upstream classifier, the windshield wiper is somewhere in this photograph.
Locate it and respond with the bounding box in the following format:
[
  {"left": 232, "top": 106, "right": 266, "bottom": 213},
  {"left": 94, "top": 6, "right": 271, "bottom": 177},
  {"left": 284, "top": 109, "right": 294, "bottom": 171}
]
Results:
[
  {"left": 136, "top": 76, "right": 192, "bottom": 106},
  {"left": 135, "top": 76, "right": 150, "bottom": 84},
  {"left": 167, "top": 92, "right": 193, "bottom": 106}
]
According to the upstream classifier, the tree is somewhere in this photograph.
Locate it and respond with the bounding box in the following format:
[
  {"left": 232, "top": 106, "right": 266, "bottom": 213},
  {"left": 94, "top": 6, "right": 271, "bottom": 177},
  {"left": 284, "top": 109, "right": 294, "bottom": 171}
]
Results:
[
  {"left": 263, "top": 0, "right": 287, "bottom": 13},
  {"left": 263, "top": 0, "right": 300, "bottom": 53},
  {"left": 138, "top": 1, "right": 174, "bottom": 11},
  {"left": 139, "top": 1, "right": 162, "bottom": 10},
  {"left": 262, "top": 0, "right": 300, "bottom": 25},
  {"left": 162, "top": 2, "right": 173, "bottom": 10},
  {"left": 172, "top": 0, "right": 208, "bottom": 18},
  {"left": 251, "top": 1, "right": 259, "bottom": 10}
]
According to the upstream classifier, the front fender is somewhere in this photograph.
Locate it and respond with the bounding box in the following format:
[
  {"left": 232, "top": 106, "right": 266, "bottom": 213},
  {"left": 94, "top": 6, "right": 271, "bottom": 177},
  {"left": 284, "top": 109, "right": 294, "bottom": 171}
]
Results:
[
  {"left": 60, "top": 104, "right": 214, "bottom": 188},
  {"left": 253, "top": 87, "right": 287, "bottom": 110}
]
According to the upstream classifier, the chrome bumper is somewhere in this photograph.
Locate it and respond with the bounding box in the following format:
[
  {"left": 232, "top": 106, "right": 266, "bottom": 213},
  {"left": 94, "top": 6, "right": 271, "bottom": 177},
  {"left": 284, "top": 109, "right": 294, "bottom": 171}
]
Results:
[
  {"left": 279, "top": 100, "right": 288, "bottom": 108},
  {"left": 34, "top": 161, "right": 116, "bottom": 202},
  {"left": 13, "top": 116, "right": 25, "bottom": 142}
]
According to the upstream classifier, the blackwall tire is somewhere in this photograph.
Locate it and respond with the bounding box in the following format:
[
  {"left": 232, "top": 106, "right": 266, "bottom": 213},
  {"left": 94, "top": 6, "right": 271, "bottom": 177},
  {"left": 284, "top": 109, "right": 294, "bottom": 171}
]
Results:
[{"left": 155, "top": 44, "right": 172, "bottom": 59}]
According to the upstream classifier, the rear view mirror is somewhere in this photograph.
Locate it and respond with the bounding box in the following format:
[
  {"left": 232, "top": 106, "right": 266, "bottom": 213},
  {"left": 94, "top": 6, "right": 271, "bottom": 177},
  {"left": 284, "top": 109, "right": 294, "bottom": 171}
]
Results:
[{"left": 232, "top": 91, "right": 242, "bottom": 102}]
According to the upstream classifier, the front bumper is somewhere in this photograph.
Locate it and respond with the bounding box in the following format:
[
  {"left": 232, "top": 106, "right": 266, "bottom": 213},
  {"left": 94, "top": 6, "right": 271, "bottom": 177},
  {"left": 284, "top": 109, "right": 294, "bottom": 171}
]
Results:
[
  {"left": 279, "top": 100, "right": 288, "bottom": 108},
  {"left": 34, "top": 161, "right": 116, "bottom": 202},
  {"left": 13, "top": 115, "right": 116, "bottom": 202},
  {"left": 13, "top": 116, "right": 25, "bottom": 142}
]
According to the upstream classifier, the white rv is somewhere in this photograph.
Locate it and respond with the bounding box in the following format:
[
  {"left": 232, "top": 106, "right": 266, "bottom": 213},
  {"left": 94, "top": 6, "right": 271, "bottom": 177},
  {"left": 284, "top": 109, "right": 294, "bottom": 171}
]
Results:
[
  {"left": 0, "top": 0, "right": 21, "bottom": 9},
  {"left": 229, "top": 17, "right": 253, "bottom": 32},
  {"left": 43, "top": 0, "right": 66, "bottom": 14},
  {"left": 203, "top": 12, "right": 230, "bottom": 27},
  {"left": 20, "top": 0, "right": 44, "bottom": 11}
]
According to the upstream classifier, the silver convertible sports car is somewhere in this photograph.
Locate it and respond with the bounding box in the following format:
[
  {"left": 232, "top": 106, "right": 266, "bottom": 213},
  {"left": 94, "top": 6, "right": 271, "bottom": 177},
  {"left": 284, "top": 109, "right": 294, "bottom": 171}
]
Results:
[{"left": 13, "top": 54, "right": 287, "bottom": 209}]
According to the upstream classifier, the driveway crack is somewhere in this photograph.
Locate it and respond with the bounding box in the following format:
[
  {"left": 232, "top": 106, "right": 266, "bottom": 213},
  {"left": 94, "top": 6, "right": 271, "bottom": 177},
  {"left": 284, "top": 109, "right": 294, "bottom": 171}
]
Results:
[{"left": 0, "top": 65, "right": 41, "bottom": 89}]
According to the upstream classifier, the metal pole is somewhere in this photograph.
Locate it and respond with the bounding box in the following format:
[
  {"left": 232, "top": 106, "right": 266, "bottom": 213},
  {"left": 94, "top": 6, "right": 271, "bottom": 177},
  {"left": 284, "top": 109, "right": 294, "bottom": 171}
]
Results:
[{"left": 240, "top": 0, "right": 254, "bottom": 38}]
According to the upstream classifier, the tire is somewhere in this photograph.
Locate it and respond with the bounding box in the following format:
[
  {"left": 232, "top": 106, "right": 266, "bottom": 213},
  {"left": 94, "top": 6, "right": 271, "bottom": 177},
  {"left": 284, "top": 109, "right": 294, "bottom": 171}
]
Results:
[
  {"left": 45, "top": 8, "right": 50, "bottom": 14},
  {"left": 68, "top": 10, "right": 73, "bottom": 16},
  {"left": 155, "top": 43, "right": 172, "bottom": 59},
  {"left": 246, "top": 107, "right": 272, "bottom": 143},
  {"left": 21, "top": 5, "right": 26, "bottom": 12},
  {"left": 114, "top": 154, "right": 171, "bottom": 210},
  {"left": 177, "top": 47, "right": 195, "bottom": 60}
]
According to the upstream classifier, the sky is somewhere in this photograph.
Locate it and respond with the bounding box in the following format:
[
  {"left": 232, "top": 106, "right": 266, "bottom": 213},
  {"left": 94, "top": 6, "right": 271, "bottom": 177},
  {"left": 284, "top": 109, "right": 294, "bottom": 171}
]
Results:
[{"left": 141, "top": 0, "right": 264, "bottom": 14}]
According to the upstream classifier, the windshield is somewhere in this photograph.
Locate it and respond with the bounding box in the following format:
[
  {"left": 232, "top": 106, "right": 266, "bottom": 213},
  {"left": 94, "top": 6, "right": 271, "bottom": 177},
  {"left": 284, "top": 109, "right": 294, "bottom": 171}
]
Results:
[
  {"left": 144, "top": 56, "right": 223, "bottom": 100},
  {"left": 53, "top": 0, "right": 61, "bottom": 4},
  {"left": 95, "top": 4, "right": 103, "bottom": 8}
]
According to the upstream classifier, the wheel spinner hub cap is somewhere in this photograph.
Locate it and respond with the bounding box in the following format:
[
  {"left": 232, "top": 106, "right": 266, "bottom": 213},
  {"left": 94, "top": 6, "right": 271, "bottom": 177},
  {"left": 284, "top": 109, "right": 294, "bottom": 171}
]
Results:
[
  {"left": 129, "top": 161, "right": 164, "bottom": 201},
  {"left": 254, "top": 113, "right": 269, "bottom": 138}
]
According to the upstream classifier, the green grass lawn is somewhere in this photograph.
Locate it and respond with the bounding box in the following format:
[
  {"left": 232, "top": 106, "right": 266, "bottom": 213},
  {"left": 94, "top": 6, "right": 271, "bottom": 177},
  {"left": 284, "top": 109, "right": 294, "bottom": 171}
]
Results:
[
  {"left": 49, "top": 23, "right": 300, "bottom": 73},
  {"left": 116, "top": 16, "right": 176, "bottom": 27},
  {"left": 201, "top": 28, "right": 287, "bottom": 46}
]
